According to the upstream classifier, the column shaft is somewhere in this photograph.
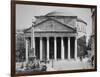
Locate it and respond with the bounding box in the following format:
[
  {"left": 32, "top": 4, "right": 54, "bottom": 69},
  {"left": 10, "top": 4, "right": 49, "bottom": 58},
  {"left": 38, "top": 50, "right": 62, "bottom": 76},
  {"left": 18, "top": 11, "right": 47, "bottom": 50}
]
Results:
[
  {"left": 47, "top": 37, "right": 49, "bottom": 60},
  {"left": 25, "top": 39, "right": 28, "bottom": 63},
  {"left": 54, "top": 37, "right": 57, "bottom": 60},
  {"left": 61, "top": 37, "right": 64, "bottom": 59},
  {"left": 40, "top": 37, "right": 42, "bottom": 60},
  {"left": 68, "top": 37, "right": 70, "bottom": 59},
  {"left": 75, "top": 37, "right": 77, "bottom": 59}
]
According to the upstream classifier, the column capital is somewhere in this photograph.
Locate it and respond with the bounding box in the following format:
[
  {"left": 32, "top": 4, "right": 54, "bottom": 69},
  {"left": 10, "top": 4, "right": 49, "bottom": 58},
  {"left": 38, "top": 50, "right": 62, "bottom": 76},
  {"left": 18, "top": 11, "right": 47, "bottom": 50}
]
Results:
[
  {"left": 68, "top": 37, "right": 70, "bottom": 40},
  {"left": 47, "top": 37, "right": 49, "bottom": 40},
  {"left": 61, "top": 37, "right": 63, "bottom": 39},
  {"left": 75, "top": 37, "right": 77, "bottom": 39},
  {"left": 54, "top": 37, "right": 56, "bottom": 40},
  {"left": 40, "top": 37, "right": 42, "bottom": 40}
]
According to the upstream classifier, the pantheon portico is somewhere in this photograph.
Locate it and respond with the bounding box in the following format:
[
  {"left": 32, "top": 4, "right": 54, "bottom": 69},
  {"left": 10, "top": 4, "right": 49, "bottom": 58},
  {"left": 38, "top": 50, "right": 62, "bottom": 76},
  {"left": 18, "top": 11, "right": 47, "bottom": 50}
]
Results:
[{"left": 24, "top": 12, "right": 87, "bottom": 62}]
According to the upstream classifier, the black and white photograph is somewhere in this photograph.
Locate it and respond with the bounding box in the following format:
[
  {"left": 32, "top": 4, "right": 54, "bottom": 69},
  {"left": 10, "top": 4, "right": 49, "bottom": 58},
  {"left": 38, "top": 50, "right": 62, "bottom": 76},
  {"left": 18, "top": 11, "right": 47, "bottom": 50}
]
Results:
[{"left": 13, "top": 1, "right": 97, "bottom": 75}]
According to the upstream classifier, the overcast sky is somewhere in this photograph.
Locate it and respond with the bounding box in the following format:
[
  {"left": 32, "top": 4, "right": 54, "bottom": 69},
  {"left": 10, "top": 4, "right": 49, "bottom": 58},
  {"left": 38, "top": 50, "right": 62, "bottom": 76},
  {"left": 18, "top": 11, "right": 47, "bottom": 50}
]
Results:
[{"left": 16, "top": 4, "right": 92, "bottom": 36}]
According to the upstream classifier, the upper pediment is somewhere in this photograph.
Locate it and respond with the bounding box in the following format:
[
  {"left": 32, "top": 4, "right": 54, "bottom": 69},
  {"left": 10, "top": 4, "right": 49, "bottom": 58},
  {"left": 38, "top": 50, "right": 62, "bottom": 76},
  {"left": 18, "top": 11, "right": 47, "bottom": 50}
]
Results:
[
  {"left": 35, "top": 18, "right": 75, "bottom": 32},
  {"left": 24, "top": 18, "right": 76, "bottom": 33}
]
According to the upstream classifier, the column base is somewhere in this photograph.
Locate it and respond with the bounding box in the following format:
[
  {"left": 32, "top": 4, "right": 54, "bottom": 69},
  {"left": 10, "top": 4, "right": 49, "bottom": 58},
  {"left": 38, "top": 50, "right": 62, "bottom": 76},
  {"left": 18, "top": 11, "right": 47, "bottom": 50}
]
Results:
[
  {"left": 68, "top": 58, "right": 71, "bottom": 61},
  {"left": 61, "top": 58, "right": 65, "bottom": 60},
  {"left": 75, "top": 57, "right": 78, "bottom": 60}
]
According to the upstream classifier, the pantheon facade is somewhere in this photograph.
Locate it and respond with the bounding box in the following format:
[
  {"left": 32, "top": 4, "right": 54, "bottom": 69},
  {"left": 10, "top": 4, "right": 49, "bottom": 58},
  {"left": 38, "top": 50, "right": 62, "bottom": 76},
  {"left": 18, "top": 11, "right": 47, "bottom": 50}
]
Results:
[{"left": 24, "top": 12, "right": 87, "bottom": 63}]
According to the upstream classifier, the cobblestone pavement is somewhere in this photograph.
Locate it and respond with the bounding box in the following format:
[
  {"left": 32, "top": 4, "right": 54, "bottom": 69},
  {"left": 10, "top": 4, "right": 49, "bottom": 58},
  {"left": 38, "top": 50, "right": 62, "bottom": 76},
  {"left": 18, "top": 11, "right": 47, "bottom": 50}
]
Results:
[
  {"left": 46, "top": 58, "right": 93, "bottom": 71},
  {"left": 16, "top": 58, "right": 94, "bottom": 72}
]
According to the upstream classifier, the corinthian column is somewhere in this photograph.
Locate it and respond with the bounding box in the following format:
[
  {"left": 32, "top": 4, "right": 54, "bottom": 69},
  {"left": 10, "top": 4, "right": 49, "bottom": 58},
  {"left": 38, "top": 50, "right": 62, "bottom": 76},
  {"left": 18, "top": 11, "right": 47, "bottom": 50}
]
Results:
[
  {"left": 75, "top": 37, "right": 77, "bottom": 60},
  {"left": 68, "top": 37, "right": 70, "bottom": 60},
  {"left": 61, "top": 37, "right": 64, "bottom": 59},
  {"left": 25, "top": 39, "right": 28, "bottom": 63},
  {"left": 54, "top": 37, "right": 57, "bottom": 60},
  {"left": 47, "top": 37, "right": 49, "bottom": 60},
  {"left": 40, "top": 37, "right": 42, "bottom": 60}
]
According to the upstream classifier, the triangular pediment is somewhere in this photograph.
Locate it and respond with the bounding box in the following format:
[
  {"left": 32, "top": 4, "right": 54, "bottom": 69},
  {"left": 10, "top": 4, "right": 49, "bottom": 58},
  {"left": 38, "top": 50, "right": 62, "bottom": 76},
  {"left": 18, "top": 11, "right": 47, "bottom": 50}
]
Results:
[
  {"left": 24, "top": 18, "right": 76, "bottom": 33},
  {"left": 34, "top": 18, "right": 75, "bottom": 32}
]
